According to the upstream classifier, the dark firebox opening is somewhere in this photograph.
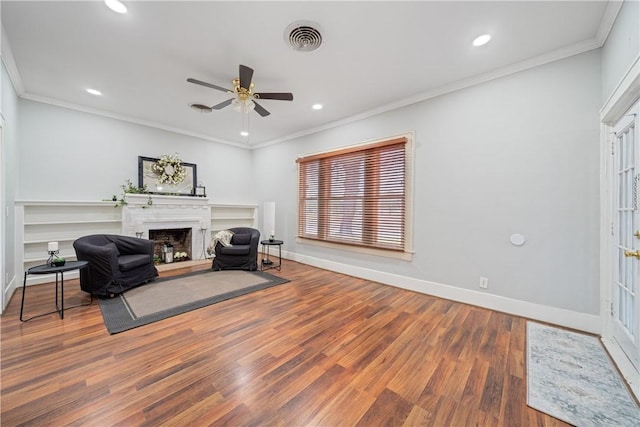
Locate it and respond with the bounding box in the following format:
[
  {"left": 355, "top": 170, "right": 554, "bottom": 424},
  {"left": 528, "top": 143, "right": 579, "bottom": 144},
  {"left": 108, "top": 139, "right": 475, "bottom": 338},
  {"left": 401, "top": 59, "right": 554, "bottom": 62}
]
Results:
[{"left": 149, "top": 228, "right": 192, "bottom": 262}]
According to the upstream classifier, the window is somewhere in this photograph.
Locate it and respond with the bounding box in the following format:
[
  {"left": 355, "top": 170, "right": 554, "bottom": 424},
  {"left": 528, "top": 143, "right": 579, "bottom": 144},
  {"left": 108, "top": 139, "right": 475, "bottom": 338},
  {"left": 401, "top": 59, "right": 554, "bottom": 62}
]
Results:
[{"left": 297, "top": 135, "right": 412, "bottom": 255}]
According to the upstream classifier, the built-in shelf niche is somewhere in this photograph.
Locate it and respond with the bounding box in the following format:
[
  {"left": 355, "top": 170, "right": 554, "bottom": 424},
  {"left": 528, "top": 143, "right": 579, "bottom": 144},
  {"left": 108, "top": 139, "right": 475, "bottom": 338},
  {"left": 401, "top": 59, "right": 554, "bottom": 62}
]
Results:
[
  {"left": 19, "top": 202, "right": 122, "bottom": 276},
  {"left": 210, "top": 204, "right": 257, "bottom": 233},
  {"left": 17, "top": 200, "right": 258, "bottom": 286}
]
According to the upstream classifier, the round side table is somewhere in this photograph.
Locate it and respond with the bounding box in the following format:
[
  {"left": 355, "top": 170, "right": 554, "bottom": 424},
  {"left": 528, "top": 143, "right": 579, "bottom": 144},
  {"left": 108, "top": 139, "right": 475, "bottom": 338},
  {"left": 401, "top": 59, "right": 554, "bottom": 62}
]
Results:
[
  {"left": 20, "top": 260, "right": 90, "bottom": 321},
  {"left": 260, "top": 239, "right": 283, "bottom": 271}
]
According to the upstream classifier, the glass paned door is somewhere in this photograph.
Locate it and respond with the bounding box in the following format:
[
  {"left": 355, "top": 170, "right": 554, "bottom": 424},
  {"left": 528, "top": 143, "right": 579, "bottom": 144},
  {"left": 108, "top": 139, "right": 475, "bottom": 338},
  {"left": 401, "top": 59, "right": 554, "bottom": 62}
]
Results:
[{"left": 612, "top": 104, "right": 640, "bottom": 370}]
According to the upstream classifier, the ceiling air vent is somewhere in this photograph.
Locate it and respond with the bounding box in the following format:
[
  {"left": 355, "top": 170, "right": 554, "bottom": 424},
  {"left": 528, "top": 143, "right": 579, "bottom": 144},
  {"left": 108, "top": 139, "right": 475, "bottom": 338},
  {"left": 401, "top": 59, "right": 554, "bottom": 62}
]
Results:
[{"left": 285, "top": 21, "right": 323, "bottom": 52}]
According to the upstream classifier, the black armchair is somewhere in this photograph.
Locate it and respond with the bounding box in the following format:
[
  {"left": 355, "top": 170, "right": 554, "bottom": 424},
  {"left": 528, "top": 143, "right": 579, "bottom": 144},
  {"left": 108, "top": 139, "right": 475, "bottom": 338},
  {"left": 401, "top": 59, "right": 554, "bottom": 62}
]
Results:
[
  {"left": 212, "top": 227, "right": 260, "bottom": 271},
  {"left": 73, "top": 234, "right": 158, "bottom": 296}
]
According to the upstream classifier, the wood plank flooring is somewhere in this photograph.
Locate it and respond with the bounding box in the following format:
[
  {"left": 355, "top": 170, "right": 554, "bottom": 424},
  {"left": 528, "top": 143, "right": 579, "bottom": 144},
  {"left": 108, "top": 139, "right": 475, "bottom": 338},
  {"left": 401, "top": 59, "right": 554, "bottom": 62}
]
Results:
[{"left": 1, "top": 260, "right": 569, "bottom": 426}]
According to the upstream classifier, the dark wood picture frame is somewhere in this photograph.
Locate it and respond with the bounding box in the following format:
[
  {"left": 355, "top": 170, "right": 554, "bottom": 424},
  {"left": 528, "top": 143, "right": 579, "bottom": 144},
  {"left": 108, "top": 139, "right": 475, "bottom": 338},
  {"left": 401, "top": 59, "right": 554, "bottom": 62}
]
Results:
[{"left": 138, "top": 156, "right": 197, "bottom": 196}]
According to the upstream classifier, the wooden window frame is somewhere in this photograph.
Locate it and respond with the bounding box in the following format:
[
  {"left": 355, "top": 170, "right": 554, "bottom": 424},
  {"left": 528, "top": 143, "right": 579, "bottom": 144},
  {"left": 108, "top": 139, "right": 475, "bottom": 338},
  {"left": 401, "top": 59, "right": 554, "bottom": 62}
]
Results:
[{"left": 297, "top": 133, "right": 414, "bottom": 259}]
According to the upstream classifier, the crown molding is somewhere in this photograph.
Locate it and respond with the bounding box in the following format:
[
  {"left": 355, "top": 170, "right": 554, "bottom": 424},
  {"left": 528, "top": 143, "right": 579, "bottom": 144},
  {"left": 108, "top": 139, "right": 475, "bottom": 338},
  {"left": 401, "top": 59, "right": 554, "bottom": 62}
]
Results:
[
  {"left": 600, "top": 55, "right": 640, "bottom": 124},
  {"left": 596, "top": 0, "right": 624, "bottom": 46},
  {"left": 1, "top": 25, "right": 25, "bottom": 96},
  {"left": 20, "top": 92, "right": 249, "bottom": 149},
  {"left": 256, "top": 37, "right": 603, "bottom": 148},
  {"left": 6, "top": 18, "right": 605, "bottom": 152},
  {"left": 2, "top": 22, "right": 246, "bottom": 150}
]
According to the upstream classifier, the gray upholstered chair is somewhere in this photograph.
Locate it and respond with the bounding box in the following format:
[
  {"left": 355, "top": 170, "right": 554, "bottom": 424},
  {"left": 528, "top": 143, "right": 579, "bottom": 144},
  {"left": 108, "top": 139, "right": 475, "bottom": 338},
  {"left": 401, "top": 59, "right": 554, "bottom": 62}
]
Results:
[
  {"left": 212, "top": 227, "right": 260, "bottom": 271},
  {"left": 73, "top": 234, "right": 158, "bottom": 296}
]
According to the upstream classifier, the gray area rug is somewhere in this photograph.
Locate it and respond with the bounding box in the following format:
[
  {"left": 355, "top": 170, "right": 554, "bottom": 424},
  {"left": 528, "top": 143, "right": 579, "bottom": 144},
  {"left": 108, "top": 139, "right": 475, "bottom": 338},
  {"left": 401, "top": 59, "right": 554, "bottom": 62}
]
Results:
[
  {"left": 99, "top": 269, "right": 289, "bottom": 334},
  {"left": 527, "top": 321, "right": 640, "bottom": 426}
]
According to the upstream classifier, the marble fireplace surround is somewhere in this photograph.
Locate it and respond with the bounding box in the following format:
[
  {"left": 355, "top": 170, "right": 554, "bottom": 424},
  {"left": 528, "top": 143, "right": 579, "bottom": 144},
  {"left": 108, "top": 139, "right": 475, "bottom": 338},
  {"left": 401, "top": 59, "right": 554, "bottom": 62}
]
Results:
[{"left": 122, "top": 194, "right": 211, "bottom": 261}]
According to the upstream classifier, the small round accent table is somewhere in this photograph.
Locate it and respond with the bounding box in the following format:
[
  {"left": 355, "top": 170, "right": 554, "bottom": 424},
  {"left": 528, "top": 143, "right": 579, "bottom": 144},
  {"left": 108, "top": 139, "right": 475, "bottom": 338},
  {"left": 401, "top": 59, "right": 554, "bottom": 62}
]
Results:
[
  {"left": 20, "top": 260, "right": 90, "bottom": 322},
  {"left": 260, "top": 239, "right": 283, "bottom": 271}
]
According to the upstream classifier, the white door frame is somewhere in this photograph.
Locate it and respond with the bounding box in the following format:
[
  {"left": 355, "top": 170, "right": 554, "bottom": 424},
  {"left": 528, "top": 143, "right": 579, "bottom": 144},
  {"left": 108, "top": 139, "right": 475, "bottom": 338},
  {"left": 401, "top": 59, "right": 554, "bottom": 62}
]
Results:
[
  {"left": 600, "top": 56, "right": 640, "bottom": 400},
  {"left": 0, "top": 115, "right": 4, "bottom": 313}
]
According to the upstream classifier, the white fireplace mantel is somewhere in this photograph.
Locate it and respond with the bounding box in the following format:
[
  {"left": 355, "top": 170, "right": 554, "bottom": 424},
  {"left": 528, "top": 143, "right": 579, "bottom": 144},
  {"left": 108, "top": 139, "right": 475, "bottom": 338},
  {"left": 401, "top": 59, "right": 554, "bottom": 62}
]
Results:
[{"left": 122, "top": 194, "right": 211, "bottom": 259}]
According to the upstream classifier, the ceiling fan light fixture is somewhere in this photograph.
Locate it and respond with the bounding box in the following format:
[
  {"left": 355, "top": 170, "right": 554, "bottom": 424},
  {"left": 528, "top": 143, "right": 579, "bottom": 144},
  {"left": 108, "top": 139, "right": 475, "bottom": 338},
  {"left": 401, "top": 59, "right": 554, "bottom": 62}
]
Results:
[
  {"left": 231, "top": 98, "right": 255, "bottom": 113},
  {"left": 187, "top": 64, "right": 291, "bottom": 120}
]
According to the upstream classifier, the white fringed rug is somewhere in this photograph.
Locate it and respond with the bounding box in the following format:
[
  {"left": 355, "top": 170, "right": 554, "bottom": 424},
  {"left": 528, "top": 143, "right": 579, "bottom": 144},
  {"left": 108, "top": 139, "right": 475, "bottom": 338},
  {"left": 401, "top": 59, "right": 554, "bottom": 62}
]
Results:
[{"left": 527, "top": 322, "right": 640, "bottom": 426}]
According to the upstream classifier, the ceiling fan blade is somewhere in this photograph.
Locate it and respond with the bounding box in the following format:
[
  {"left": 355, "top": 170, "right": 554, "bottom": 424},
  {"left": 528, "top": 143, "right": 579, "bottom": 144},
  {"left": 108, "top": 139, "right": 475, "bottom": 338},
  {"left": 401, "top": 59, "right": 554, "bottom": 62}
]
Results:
[
  {"left": 253, "top": 101, "right": 271, "bottom": 117},
  {"left": 254, "top": 92, "right": 294, "bottom": 101},
  {"left": 187, "top": 78, "right": 232, "bottom": 93},
  {"left": 239, "top": 65, "right": 254, "bottom": 90},
  {"left": 211, "top": 98, "right": 234, "bottom": 110}
]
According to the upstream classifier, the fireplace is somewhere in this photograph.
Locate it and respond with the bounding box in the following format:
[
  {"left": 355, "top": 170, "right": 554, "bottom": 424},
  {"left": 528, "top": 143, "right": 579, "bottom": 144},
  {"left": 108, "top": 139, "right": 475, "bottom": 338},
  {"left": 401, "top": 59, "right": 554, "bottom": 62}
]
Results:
[
  {"left": 121, "top": 194, "right": 211, "bottom": 263},
  {"left": 149, "top": 228, "right": 192, "bottom": 262}
]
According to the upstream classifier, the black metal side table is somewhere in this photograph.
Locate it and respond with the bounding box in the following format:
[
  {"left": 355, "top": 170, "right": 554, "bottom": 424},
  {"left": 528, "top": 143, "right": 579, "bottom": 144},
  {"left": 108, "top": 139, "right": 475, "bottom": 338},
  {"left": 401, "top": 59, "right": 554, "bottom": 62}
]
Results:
[
  {"left": 20, "top": 260, "right": 90, "bottom": 321},
  {"left": 260, "top": 239, "right": 283, "bottom": 271}
]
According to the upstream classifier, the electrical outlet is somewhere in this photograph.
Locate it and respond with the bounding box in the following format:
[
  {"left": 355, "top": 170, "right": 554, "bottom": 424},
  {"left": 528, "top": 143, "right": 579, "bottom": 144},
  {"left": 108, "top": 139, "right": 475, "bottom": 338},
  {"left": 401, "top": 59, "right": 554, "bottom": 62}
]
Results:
[{"left": 479, "top": 277, "right": 489, "bottom": 289}]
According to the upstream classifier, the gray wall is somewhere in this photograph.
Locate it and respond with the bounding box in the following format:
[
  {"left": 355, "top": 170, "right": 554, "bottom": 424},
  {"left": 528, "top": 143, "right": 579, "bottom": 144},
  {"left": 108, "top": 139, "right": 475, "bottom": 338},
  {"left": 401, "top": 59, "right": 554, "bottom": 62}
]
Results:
[
  {"left": 1, "top": 60, "right": 19, "bottom": 304},
  {"left": 601, "top": 0, "right": 639, "bottom": 102},
  {"left": 17, "top": 100, "right": 256, "bottom": 203},
  {"left": 8, "top": 1, "right": 633, "bottom": 319},
  {"left": 0, "top": 84, "right": 256, "bottom": 313},
  {"left": 254, "top": 50, "right": 602, "bottom": 316}
]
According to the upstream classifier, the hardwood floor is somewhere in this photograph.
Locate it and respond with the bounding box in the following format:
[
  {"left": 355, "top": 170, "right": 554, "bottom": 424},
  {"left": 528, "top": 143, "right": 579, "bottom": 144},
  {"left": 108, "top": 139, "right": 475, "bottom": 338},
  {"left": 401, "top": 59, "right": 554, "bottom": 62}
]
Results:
[{"left": 1, "top": 260, "right": 569, "bottom": 426}]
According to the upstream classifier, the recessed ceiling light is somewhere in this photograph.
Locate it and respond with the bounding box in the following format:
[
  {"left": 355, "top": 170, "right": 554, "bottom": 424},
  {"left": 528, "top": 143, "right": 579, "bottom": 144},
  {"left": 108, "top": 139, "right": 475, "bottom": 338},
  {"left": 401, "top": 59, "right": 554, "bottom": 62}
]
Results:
[
  {"left": 105, "top": 0, "right": 127, "bottom": 14},
  {"left": 312, "top": 104, "right": 323, "bottom": 110},
  {"left": 240, "top": 131, "right": 249, "bottom": 137},
  {"left": 472, "top": 34, "right": 491, "bottom": 47},
  {"left": 86, "top": 88, "right": 102, "bottom": 96}
]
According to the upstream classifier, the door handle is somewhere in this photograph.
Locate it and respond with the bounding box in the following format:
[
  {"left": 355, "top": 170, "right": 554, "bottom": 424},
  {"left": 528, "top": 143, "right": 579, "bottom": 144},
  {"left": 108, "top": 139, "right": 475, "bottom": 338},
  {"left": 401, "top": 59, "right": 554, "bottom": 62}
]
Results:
[
  {"left": 635, "top": 231, "right": 640, "bottom": 239},
  {"left": 624, "top": 249, "right": 640, "bottom": 259}
]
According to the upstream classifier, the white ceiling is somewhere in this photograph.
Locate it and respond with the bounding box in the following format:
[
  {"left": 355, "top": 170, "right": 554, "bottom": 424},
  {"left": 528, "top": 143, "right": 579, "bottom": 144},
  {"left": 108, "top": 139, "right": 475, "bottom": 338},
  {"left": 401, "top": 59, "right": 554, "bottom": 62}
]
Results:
[{"left": 2, "top": 1, "right": 615, "bottom": 147}]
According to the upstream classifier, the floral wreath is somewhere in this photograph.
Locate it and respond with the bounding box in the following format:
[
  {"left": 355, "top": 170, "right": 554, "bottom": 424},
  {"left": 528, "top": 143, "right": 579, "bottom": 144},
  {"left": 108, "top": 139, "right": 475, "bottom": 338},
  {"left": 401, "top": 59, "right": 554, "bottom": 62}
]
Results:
[{"left": 150, "top": 153, "right": 187, "bottom": 186}]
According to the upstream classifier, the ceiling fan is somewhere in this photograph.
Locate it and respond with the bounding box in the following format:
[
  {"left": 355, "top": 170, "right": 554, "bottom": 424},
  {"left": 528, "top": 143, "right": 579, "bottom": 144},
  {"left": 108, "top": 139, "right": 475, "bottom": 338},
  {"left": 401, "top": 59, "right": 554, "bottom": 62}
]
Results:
[{"left": 187, "top": 65, "right": 294, "bottom": 117}]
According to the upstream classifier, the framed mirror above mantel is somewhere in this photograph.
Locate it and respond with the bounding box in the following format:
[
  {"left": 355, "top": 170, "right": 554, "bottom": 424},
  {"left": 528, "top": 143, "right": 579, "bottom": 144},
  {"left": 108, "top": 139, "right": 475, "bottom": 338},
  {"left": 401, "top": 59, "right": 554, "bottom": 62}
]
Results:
[{"left": 138, "top": 156, "right": 197, "bottom": 196}]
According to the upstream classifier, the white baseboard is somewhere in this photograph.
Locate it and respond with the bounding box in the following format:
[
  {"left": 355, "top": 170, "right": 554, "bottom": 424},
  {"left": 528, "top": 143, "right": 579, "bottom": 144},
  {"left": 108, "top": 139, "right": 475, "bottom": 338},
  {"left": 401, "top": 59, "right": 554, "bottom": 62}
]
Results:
[
  {"left": 283, "top": 250, "right": 601, "bottom": 335},
  {"left": 2, "top": 273, "right": 17, "bottom": 314},
  {"left": 601, "top": 336, "right": 640, "bottom": 401}
]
